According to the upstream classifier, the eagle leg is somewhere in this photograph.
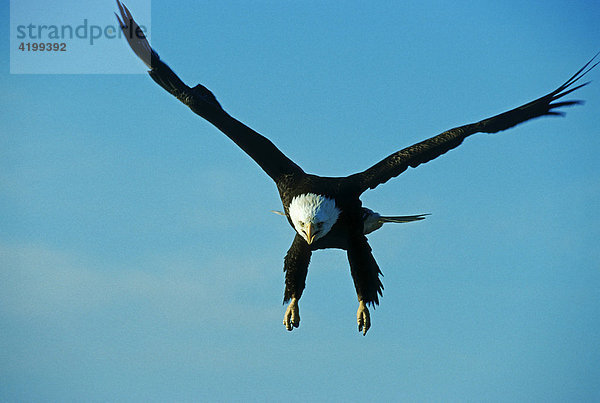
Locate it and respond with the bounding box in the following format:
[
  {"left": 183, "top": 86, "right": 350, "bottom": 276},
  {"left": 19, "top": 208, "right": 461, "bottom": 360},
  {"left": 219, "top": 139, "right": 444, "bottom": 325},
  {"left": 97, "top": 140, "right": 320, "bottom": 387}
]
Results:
[
  {"left": 282, "top": 234, "right": 311, "bottom": 332},
  {"left": 347, "top": 234, "right": 383, "bottom": 335}
]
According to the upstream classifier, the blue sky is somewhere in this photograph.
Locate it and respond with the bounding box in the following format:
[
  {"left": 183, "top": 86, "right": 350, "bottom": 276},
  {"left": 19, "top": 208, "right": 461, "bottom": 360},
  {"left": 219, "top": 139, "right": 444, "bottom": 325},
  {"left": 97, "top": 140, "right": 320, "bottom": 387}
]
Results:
[{"left": 2, "top": 0, "right": 599, "bottom": 401}]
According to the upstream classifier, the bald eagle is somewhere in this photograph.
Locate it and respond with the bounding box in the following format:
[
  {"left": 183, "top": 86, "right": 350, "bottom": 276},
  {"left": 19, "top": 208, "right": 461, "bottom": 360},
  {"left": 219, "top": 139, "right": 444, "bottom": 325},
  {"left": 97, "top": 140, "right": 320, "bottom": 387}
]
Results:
[{"left": 116, "top": 1, "right": 596, "bottom": 335}]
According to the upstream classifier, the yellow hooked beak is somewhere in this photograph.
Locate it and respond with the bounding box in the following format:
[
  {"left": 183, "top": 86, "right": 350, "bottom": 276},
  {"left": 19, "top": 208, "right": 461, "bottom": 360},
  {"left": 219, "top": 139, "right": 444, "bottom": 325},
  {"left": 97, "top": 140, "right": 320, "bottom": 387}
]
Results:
[{"left": 306, "top": 223, "right": 316, "bottom": 245}]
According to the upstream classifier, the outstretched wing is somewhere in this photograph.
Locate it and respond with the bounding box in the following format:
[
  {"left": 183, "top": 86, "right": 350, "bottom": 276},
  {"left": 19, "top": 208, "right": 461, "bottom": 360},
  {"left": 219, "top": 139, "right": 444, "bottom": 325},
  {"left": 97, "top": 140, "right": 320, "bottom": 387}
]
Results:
[
  {"left": 115, "top": 1, "right": 304, "bottom": 182},
  {"left": 350, "top": 55, "right": 598, "bottom": 193}
]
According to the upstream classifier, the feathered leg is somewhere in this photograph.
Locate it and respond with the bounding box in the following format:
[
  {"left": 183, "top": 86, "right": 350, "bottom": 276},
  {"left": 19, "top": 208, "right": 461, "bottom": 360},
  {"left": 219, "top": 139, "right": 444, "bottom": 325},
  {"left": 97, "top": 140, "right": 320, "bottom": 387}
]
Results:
[
  {"left": 347, "top": 234, "right": 384, "bottom": 335},
  {"left": 283, "top": 234, "right": 312, "bottom": 331}
]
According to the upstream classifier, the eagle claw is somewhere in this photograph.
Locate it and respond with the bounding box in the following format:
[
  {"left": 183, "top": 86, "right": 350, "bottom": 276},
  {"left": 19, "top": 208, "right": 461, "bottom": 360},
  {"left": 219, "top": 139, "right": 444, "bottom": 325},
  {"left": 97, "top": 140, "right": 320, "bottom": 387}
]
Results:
[
  {"left": 283, "top": 297, "right": 300, "bottom": 331},
  {"left": 357, "top": 301, "right": 371, "bottom": 336}
]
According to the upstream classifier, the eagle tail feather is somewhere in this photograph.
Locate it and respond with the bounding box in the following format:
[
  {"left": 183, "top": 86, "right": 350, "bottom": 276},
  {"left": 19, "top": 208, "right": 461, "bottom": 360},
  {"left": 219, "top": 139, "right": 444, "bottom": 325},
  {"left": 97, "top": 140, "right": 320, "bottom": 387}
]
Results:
[{"left": 378, "top": 214, "right": 429, "bottom": 224}]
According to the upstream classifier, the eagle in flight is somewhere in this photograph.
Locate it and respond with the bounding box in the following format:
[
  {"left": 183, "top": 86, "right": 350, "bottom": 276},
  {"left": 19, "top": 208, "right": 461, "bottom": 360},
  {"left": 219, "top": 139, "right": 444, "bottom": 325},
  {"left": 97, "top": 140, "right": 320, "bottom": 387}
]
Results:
[{"left": 116, "top": 1, "right": 596, "bottom": 335}]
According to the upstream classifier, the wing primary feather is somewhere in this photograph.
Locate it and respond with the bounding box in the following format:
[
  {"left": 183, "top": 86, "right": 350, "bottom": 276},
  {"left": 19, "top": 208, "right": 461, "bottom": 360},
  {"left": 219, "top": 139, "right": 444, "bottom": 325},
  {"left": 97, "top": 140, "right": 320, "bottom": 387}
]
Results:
[{"left": 555, "top": 53, "right": 599, "bottom": 92}]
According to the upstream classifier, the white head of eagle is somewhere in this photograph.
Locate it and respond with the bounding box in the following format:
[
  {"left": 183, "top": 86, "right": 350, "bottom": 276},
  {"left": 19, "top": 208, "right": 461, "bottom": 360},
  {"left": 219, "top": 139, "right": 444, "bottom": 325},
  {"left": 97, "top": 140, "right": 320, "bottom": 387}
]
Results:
[{"left": 288, "top": 193, "right": 340, "bottom": 245}]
